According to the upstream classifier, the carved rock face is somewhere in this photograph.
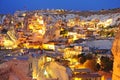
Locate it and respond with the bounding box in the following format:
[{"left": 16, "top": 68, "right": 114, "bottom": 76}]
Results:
[
  {"left": 112, "top": 28, "right": 120, "bottom": 80},
  {"left": 0, "top": 60, "right": 32, "bottom": 80}
]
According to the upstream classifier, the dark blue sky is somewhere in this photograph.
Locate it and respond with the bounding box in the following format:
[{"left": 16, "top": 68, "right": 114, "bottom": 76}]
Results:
[{"left": 0, "top": 0, "right": 120, "bottom": 14}]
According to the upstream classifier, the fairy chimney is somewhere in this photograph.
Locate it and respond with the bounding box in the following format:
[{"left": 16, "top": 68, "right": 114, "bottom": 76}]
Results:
[{"left": 112, "top": 25, "right": 120, "bottom": 80}]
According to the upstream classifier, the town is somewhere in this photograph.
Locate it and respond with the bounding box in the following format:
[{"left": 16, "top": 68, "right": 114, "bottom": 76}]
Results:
[{"left": 0, "top": 9, "right": 120, "bottom": 80}]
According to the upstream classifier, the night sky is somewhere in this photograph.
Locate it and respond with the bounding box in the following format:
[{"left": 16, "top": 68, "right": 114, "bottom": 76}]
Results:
[{"left": 0, "top": 0, "right": 120, "bottom": 14}]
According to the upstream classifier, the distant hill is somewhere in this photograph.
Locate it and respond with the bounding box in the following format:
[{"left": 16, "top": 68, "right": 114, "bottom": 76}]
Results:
[{"left": 65, "top": 8, "right": 120, "bottom": 16}]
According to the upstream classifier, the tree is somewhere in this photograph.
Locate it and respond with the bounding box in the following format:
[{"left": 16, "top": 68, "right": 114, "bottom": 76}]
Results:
[
  {"left": 60, "top": 29, "right": 68, "bottom": 37},
  {"left": 86, "top": 54, "right": 93, "bottom": 60},
  {"left": 96, "top": 63, "right": 101, "bottom": 71},
  {"left": 83, "top": 59, "right": 97, "bottom": 72},
  {"left": 1, "top": 28, "right": 8, "bottom": 34},
  {"left": 79, "top": 56, "right": 86, "bottom": 64},
  {"left": 78, "top": 53, "right": 86, "bottom": 64},
  {"left": 100, "top": 56, "right": 113, "bottom": 72}
]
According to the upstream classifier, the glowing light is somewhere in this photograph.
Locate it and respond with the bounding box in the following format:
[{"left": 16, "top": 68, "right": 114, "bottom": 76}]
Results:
[
  {"left": 38, "top": 28, "right": 45, "bottom": 35},
  {"left": 73, "top": 35, "right": 78, "bottom": 41},
  {"left": 44, "top": 70, "right": 48, "bottom": 75},
  {"left": 20, "top": 49, "right": 24, "bottom": 53},
  {"left": 67, "top": 19, "right": 75, "bottom": 27},
  {"left": 97, "top": 19, "right": 113, "bottom": 28},
  {"left": 97, "top": 58, "right": 101, "bottom": 64},
  {"left": 28, "top": 24, "right": 34, "bottom": 30},
  {"left": 37, "top": 18, "right": 44, "bottom": 24},
  {"left": 74, "top": 78, "right": 82, "bottom": 80},
  {"left": 32, "top": 73, "right": 37, "bottom": 79},
  {"left": 68, "top": 32, "right": 77, "bottom": 35},
  {"left": 22, "top": 13, "right": 26, "bottom": 16},
  {"left": 106, "top": 19, "right": 112, "bottom": 24},
  {"left": 42, "top": 43, "right": 55, "bottom": 50},
  {"left": 46, "top": 57, "right": 52, "bottom": 62},
  {"left": 32, "top": 58, "right": 38, "bottom": 79},
  {"left": 44, "top": 70, "right": 49, "bottom": 78},
  {"left": 64, "top": 48, "right": 81, "bottom": 58},
  {"left": 3, "top": 40, "right": 16, "bottom": 48},
  {"left": 104, "top": 19, "right": 112, "bottom": 27}
]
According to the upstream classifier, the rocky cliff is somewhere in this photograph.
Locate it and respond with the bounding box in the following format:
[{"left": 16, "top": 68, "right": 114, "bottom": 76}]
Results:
[{"left": 112, "top": 25, "right": 120, "bottom": 80}]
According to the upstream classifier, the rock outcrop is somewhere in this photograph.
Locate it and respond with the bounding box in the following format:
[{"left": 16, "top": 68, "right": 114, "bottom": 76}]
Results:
[
  {"left": 0, "top": 60, "right": 32, "bottom": 80},
  {"left": 0, "top": 63, "right": 10, "bottom": 80},
  {"left": 112, "top": 26, "right": 120, "bottom": 80}
]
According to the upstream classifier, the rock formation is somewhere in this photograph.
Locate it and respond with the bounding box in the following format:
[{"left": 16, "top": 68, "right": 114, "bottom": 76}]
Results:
[
  {"left": 0, "top": 60, "right": 32, "bottom": 80},
  {"left": 112, "top": 25, "right": 120, "bottom": 80}
]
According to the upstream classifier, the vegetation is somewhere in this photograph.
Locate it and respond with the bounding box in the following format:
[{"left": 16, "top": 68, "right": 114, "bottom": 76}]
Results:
[
  {"left": 84, "top": 59, "right": 97, "bottom": 72},
  {"left": 60, "top": 29, "right": 68, "bottom": 37},
  {"left": 100, "top": 56, "right": 113, "bottom": 72},
  {"left": 78, "top": 53, "right": 113, "bottom": 72}
]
